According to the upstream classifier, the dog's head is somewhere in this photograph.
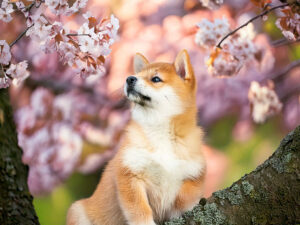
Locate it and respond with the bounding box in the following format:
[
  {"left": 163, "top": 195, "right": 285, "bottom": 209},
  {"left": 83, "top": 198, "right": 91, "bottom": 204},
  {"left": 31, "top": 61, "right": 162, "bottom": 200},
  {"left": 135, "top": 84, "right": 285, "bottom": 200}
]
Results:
[{"left": 124, "top": 50, "right": 197, "bottom": 122}]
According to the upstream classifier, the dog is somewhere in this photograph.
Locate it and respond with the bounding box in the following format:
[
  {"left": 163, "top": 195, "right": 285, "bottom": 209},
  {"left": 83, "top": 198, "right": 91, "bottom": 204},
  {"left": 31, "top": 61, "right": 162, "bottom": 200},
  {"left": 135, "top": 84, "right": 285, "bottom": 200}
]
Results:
[{"left": 66, "top": 50, "right": 206, "bottom": 225}]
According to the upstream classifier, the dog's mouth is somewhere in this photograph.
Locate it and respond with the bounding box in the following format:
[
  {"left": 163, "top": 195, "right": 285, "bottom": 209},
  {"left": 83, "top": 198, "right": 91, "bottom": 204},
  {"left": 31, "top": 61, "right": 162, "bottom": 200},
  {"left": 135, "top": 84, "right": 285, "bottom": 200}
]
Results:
[{"left": 126, "top": 87, "right": 151, "bottom": 105}]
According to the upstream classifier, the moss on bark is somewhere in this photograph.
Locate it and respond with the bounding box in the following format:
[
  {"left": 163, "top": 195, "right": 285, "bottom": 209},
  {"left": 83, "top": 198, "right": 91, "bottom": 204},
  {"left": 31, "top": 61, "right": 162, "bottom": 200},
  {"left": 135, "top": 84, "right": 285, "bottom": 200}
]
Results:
[
  {"left": 0, "top": 89, "right": 39, "bottom": 225},
  {"left": 165, "top": 125, "right": 300, "bottom": 225}
]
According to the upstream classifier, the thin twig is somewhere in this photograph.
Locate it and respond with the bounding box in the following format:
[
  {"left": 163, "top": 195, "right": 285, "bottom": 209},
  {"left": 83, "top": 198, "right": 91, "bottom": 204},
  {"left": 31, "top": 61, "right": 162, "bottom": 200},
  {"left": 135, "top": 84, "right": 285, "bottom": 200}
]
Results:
[
  {"left": 269, "top": 59, "right": 300, "bottom": 81},
  {"left": 67, "top": 33, "right": 91, "bottom": 37},
  {"left": 280, "top": 85, "right": 300, "bottom": 101},
  {"left": 9, "top": 0, "right": 44, "bottom": 48},
  {"left": 216, "top": 2, "right": 290, "bottom": 49},
  {"left": 0, "top": 63, "right": 5, "bottom": 77},
  {"left": 9, "top": 24, "right": 34, "bottom": 48},
  {"left": 26, "top": 2, "right": 35, "bottom": 12},
  {"left": 271, "top": 37, "right": 300, "bottom": 47}
]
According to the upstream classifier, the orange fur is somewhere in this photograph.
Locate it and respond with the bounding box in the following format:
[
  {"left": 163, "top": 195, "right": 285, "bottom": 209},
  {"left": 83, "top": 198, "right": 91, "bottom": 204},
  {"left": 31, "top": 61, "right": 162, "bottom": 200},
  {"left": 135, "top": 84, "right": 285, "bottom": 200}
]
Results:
[
  {"left": 174, "top": 172, "right": 206, "bottom": 212},
  {"left": 66, "top": 50, "right": 206, "bottom": 225}
]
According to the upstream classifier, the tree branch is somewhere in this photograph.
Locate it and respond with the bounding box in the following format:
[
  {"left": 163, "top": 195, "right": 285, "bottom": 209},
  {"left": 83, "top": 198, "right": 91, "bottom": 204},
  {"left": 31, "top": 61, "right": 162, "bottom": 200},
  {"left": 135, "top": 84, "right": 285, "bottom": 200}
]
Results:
[
  {"left": 9, "top": 24, "right": 34, "bottom": 48},
  {"left": 271, "top": 37, "right": 300, "bottom": 47},
  {"left": 216, "top": 2, "right": 290, "bottom": 49},
  {"left": 165, "top": 125, "right": 300, "bottom": 225},
  {"left": 269, "top": 59, "right": 300, "bottom": 81}
]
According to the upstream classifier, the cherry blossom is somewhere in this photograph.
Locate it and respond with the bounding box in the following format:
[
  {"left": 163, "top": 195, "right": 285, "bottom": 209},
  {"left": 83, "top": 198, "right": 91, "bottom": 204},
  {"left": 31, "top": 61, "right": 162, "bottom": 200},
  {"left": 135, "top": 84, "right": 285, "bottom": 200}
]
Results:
[
  {"left": 195, "top": 16, "right": 265, "bottom": 76},
  {"left": 45, "top": 0, "right": 88, "bottom": 15},
  {"left": 0, "top": 40, "right": 11, "bottom": 65},
  {"left": 248, "top": 81, "right": 283, "bottom": 123},
  {"left": 6, "top": 61, "right": 30, "bottom": 86},
  {"left": 0, "top": 0, "right": 14, "bottom": 23},
  {"left": 199, "top": 0, "right": 223, "bottom": 9},
  {"left": 26, "top": 13, "right": 119, "bottom": 78},
  {"left": 276, "top": 7, "right": 300, "bottom": 41},
  {"left": 195, "top": 18, "right": 230, "bottom": 48},
  {"left": 15, "top": 88, "right": 83, "bottom": 195},
  {"left": 0, "top": 75, "right": 10, "bottom": 89}
]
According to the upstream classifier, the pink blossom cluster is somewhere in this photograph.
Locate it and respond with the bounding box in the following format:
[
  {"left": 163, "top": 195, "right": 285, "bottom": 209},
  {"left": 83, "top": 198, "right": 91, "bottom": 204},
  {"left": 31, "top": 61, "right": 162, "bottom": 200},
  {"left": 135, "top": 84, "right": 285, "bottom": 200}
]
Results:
[
  {"left": 209, "top": 34, "right": 257, "bottom": 76},
  {"left": 275, "top": 6, "right": 300, "bottom": 41},
  {"left": 45, "top": 0, "right": 88, "bottom": 15},
  {"left": 15, "top": 88, "right": 83, "bottom": 195},
  {"left": 195, "top": 18, "right": 258, "bottom": 76},
  {"left": 248, "top": 81, "right": 283, "bottom": 123},
  {"left": 199, "top": 0, "right": 223, "bottom": 9},
  {"left": 26, "top": 13, "right": 119, "bottom": 78},
  {"left": 0, "top": 0, "right": 14, "bottom": 23},
  {"left": 0, "top": 0, "right": 119, "bottom": 89},
  {"left": 14, "top": 86, "right": 130, "bottom": 194},
  {"left": 0, "top": 40, "right": 30, "bottom": 88},
  {"left": 195, "top": 18, "right": 230, "bottom": 47},
  {"left": 0, "top": 40, "right": 11, "bottom": 65}
]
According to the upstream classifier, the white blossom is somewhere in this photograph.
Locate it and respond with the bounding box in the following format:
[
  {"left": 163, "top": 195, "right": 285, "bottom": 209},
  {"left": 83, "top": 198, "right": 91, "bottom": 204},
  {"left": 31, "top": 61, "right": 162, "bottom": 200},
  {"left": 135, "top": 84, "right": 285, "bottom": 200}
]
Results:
[
  {"left": 26, "top": 16, "right": 52, "bottom": 40},
  {"left": 0, "top": 75, "right": 10, "bottom": 89},
  {"left": 45, "top": 0, "right": 88, "bottom": 15},
  {"left": 30, "top": 87, "right": 53, "bottom": 117},
  {"left": 196, "top": 17, "right": 258, "bottom": 76},
  {"left": 0, "top": 40, "right": 11, "bottom": 65},
  {"left": 195, "top": 18, "right": 230, "bottom": 48},
  {"left": 248, "top": 81, "right": 283, "bottom": 123},
  {"left": 0, "top": 0, "right": 14, "bottom": 23},
  {"left": 199, "top": 0, "right": 223, "bottom": 9},
  {"left": 6, "top": 61, "right": 30, "bottom": 86},
  {"left": 281, "top": 30, "right": 297, "bottom": 41},
  {"left": 276, "top": 11, "right": 300, "bottom": 42},
  {"left": 208, "top": 51, "right": 242, "bottom": 76}
]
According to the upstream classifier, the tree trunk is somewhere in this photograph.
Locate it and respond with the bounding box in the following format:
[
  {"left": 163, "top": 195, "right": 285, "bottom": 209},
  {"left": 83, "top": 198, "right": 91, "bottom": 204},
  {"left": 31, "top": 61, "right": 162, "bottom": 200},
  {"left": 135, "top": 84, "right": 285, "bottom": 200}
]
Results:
[
  {"left": 165, "top": 125, "right": 300, "bottom": 225},
  {"left": 0, "top": 89, "right": 39, "bottom": 225}
]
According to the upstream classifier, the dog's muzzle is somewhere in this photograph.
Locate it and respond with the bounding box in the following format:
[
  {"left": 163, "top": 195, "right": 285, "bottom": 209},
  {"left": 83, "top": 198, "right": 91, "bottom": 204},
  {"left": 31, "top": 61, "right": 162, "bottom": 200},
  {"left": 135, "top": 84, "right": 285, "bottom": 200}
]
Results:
[
  {"left": 126, "top": 76, "right": 137, "bottom": 87},
  {"left": 125, "top": 76, "right": 151, "bottom": 104}
]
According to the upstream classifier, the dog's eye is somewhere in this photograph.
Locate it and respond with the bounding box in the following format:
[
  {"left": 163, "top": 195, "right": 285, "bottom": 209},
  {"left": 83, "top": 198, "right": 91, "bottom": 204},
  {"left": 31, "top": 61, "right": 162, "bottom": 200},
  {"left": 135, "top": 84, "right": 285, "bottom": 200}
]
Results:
[{"left": 151, "top": 76, "right": 162, "bottom": 83}]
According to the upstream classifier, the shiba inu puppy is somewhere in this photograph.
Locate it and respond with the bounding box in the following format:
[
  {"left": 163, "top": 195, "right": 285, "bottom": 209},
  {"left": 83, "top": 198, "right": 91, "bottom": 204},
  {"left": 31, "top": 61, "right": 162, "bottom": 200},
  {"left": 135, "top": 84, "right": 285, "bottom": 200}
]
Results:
[{"left": 66, "top": 50, "right": 206, "bottom": 225}]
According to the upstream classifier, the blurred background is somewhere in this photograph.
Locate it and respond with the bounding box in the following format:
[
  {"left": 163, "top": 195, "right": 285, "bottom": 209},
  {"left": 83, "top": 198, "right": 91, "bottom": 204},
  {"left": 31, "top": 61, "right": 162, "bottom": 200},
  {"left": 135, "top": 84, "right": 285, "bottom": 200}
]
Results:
[{"left": 1, "top": 0, "right": 299, "bottom": 224}]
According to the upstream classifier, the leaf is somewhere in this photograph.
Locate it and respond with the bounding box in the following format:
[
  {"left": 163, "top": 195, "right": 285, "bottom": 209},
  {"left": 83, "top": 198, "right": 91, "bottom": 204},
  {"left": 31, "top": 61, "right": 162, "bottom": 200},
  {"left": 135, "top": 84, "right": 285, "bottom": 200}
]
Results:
[
  {"left": 97, "top": 55, "right": 105, "bottom": 64},
  {"left": 206, "top": 48, "right": 221, "bottom": 67},
  {"left": 55, "top": 34, "right": 63, "bottom": 44},
  {"left": 88, "top": 17, "right": 98, "bottom": 29},
  {"left": 250, "top": 0, "right": 272, "bottom": 8}
]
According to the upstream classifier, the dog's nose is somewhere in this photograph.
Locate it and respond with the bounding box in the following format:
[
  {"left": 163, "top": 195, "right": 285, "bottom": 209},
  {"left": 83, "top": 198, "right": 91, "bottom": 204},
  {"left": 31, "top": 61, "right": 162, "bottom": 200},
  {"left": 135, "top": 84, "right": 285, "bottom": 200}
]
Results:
[{"left": 126, "top": 76, "right": 137, "bottom": 86}]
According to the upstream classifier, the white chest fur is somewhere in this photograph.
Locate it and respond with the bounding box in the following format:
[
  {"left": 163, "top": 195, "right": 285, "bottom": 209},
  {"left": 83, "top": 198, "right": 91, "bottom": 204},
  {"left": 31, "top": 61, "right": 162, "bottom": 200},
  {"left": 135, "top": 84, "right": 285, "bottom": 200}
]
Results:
[{"left": 122, "top": 122, "right": 204, "bottom": 216}]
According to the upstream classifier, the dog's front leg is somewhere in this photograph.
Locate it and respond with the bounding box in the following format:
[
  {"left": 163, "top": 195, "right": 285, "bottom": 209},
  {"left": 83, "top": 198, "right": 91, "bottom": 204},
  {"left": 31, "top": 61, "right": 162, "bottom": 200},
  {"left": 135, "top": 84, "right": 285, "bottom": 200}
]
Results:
[
  {"left": 172, "top": 173, "right": 205, "bottom": 218},
  {"left": 117, "top": 169, "right": 156, "bottom": 225}
]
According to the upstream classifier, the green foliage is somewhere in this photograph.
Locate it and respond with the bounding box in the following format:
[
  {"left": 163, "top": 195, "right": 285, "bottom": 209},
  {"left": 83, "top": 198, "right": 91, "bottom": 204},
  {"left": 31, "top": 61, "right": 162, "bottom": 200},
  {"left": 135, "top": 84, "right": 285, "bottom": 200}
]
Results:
[
  {"left": 209, "top": 116, "right": 284, "bottom": 188},
  {"left": 34, "top": 170, "right": 102, "bottom": 225}
]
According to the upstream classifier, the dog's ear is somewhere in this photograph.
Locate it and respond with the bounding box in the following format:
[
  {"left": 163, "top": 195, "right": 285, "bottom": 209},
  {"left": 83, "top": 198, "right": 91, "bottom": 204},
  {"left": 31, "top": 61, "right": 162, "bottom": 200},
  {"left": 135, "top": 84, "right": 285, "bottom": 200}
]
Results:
[
  {"left": 174, "top": 50, "right": 196, "bottom": 90},
  {"left": 134, "top": 53, "right": 149, "bottom": 74}
]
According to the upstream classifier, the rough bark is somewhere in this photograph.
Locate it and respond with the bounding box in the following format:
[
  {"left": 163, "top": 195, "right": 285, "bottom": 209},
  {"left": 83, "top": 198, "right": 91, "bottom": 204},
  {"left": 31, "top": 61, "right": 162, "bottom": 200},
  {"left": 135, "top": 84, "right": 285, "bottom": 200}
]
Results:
[
  {"left": 0, "top": 89, "right": 39, "bottom": 225},
  {"left": 165, "top": 125, "right": 300, "bottom": 225}
]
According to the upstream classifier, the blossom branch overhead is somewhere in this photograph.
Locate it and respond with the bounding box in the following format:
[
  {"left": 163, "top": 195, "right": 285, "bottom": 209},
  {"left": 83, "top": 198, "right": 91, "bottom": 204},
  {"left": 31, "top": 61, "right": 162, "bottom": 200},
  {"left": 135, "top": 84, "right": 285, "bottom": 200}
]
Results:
[
  {"left": 216, "top": 2, "right": 291, "bottom": 49},
  {"left": 194, "top": 0, "right": 300, "bottom": 123},
  {"left": 0, "top": 0, "right": 120, "bottom": 88}
]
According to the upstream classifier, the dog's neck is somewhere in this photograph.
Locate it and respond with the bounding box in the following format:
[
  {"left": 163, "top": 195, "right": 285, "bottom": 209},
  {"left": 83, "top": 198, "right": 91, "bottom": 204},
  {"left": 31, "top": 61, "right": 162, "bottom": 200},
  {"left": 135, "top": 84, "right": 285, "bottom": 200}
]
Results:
[{"left": 131, "top": 104, "right": 197, "bottom": 139}]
